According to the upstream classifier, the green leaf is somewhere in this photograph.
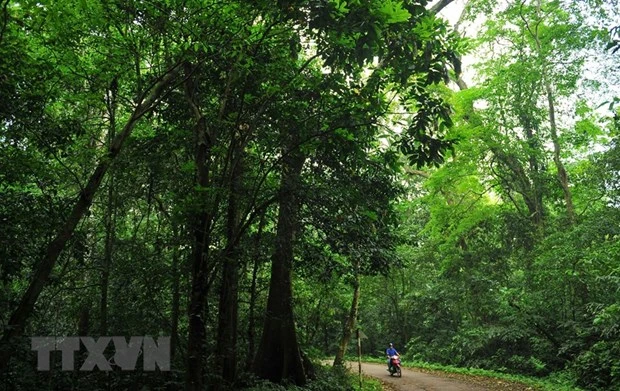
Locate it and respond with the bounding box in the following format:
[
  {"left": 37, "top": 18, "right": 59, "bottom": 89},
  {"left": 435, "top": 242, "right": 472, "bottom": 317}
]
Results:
[{"left": 376, "top": 0, "right": 411, "bottom": 24}]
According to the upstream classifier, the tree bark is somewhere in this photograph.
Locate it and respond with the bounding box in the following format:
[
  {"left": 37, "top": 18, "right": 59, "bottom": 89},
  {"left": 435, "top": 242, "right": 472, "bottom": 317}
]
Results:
[
  {"left": 0, "top": 0, "right": 9, "bottom": 47},
  {"left": 333, "top": 265, "right": 360, "bottom": 367},
  {"left": 430, "top": 0, "right": 456, "bottom": 15},
  {"left": 153, "top": 195, "right": 183, "bottom": 361},
  {"left": 253, "top": 130, "right": 308, "bottom": 385},
  {"left": 527, "top": 0, "right": 575, "bottom": 224},
  {"left": 170, "top": 232, "right": 181, "bottom": 362},
  {"left": 246, "top": 214, "right": 266, "bottom": 370},
  {"left": 99, "top": 174, "right": 115, "bottom": 336},
  {"left": 0, "top": 67, "right": 179, "bottom": 373},
  {"left": 544, "top": 82, "right": 575, "bottom": 224},
  {"left": 184, "top": 62, "right": 215, "bottom": 391},
  {"left": 186, "top": 211, "right": 211, "bottom": 391},
  {"left": 215, "top": 136, "right": 244, "bottom": 386}
]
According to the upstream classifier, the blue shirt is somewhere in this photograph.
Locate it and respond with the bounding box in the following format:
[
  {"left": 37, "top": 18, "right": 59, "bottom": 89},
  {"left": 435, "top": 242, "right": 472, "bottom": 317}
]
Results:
[{"left": 386, "top": 347, "right": 398, "bottom": 356}]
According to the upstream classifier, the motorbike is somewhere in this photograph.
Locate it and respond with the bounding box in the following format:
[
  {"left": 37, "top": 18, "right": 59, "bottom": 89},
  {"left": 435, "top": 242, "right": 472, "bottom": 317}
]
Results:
[{"left": 388, "top": 355, "right": 402, "bottom": 377}]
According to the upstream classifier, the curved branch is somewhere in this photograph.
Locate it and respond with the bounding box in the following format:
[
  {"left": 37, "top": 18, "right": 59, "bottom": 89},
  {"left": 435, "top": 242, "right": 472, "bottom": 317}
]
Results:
[{"left": 430, "top": 0, "right": 456, "bottom": 15}]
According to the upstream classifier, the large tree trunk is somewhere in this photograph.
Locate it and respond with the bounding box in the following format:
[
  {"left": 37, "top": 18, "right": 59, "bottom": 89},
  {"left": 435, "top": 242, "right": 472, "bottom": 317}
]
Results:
[
  {"left": 253, "top": 130, "right": 308, "bottom": 385},
  {"left": 215, "top": 137, "right": 244, "bottom": 386},
  {"left": 0, "top": 67, "right": 179, "bottom": 373},
  {"left": 333, "top": 265, "right": 360, "bottom": 367}
]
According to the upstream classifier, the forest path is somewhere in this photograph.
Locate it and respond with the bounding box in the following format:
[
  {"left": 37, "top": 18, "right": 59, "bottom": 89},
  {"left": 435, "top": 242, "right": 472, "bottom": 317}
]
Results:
[{"left": 345, "top": 362, "right": 536, "bottom": 391}]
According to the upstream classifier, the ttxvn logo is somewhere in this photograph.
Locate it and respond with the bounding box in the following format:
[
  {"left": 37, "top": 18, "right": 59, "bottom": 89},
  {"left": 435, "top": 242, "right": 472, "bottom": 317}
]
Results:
[{"left": 31, "top": 336, "right": 170, "bottom": 371}]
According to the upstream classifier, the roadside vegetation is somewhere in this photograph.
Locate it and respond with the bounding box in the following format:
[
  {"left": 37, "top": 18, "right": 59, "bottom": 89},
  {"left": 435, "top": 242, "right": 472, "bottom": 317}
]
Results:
[{"left": 350, "top": 356, "right": 581, "bottom": 391}]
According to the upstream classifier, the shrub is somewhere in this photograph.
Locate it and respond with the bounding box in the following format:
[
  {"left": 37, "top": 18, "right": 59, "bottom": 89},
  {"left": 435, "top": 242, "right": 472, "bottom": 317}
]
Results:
[{"left": 571, "top": 341, "right": 620, "bottom": 390}]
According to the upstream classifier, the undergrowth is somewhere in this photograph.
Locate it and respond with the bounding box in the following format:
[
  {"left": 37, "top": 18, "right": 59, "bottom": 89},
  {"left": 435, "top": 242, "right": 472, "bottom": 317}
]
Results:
[{"left": 242, "top": 363, "right": 383, "bottom": 391}]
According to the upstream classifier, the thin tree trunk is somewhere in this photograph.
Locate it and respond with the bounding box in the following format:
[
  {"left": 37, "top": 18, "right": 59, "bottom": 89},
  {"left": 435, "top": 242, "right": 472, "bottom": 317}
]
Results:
[
  {"left": 522, "top": 123, "right": 545, "bottom": 227},
  {"left": 153, "top": 195, "right": 183, "bottom": 361},
  {"left": 246, "top": 214, "right": 266, "bottom": 370},
  {"left": 184, "top": 59, "right": 235, "bottom": 390},
  {"left": 527, "top": 0, "right": 575, "bottom": 224},
  {"left": 215, "top": 137, "right": 244, "bottom": 386},
  {"left": 333, "top": 264, "right": 360, "bottom": 367},
  {"left": 77, "top": 302, "right": 90, "bottom": 358},
  {"left": 100, "top": 79, "right": 118, "bottom": 336},
  {"left": 253, "top": 130, "right": 308, "bottom": 385},
  {"left": 186, "top": 214, "right": 211, "bottom": 391},
  {"left": 170, "top": 232, "right": 181, "bottom": 361},
  {"left": 0, "top": 0, "right": 9, "bottom": 47},
  {"left": 0, "top": 67, "right": 179, "bottom": 373},
  {"left": 544, "top": 82, "right": 575, "bottom": 224},
  {"left": 515, "top": 75, "right": 544, "bottom": 227},
  {"left": 184, "top": 62, "right": 214, "bottom": 391},
  {"left": 78, "top": 304, "right": 90, "bottom": 337},
  {"left": 305, "top": 295, "right": 324, "bottom": 346},
  {"left": 100, "top": 176, "right": 115, "bottom": 336}
]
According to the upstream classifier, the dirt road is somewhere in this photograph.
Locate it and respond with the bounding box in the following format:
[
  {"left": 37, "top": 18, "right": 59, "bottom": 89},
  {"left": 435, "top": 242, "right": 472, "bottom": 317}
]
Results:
[{"left": 347, "top": 362, "right": 535, "bottom": 391}]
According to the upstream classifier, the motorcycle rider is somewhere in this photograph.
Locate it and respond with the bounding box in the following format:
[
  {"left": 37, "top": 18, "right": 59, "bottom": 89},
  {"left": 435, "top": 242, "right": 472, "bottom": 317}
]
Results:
[{"left": 386, "top": 343, "right": 400, "bottom": 371}]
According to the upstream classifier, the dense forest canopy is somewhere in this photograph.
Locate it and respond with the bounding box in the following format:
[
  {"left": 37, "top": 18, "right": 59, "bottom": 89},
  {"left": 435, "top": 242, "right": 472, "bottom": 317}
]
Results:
[{"left": 0, "top": 0, "right": 619, "bottom": 390}]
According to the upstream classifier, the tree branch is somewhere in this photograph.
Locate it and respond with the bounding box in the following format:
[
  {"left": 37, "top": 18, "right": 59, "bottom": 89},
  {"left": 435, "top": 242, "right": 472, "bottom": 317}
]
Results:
[
  {"left": 0, "top": 0, "right": 9, "bottom": 46},
  {"left": 430, "top": 0, "right": 456, "bottom": 15}
]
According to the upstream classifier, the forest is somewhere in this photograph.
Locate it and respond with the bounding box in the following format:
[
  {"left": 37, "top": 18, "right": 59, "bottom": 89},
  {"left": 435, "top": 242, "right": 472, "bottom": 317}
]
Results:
[{"left": 0, "top": 0, "right": 619, "bottom": 390}]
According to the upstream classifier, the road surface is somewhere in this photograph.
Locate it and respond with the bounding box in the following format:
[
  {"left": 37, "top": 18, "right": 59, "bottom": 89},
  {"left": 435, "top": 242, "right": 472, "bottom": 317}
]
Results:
[{"left": 347, "top": 362, "right": 535, "bottom": 391}]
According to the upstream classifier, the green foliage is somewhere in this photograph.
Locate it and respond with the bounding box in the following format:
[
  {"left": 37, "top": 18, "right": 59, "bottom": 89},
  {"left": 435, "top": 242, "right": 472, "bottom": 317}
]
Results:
[
  {"left": 571, "top": 341, "right": 620, "bottom": 390},
  {"left": 1, "top": 0, "right": 464, "bottom": 387},
  {"left": 2, "top": 0, "right": 619, "bottom": 390},
  {"left": 350, "top": 3, "right": 620, "bottom": 390}
]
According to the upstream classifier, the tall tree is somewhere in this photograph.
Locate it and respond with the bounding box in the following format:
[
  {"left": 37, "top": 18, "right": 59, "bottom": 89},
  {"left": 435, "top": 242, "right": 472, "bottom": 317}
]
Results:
[{"left": 253, "top": 127, "right": 309, "bottom": 384}]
